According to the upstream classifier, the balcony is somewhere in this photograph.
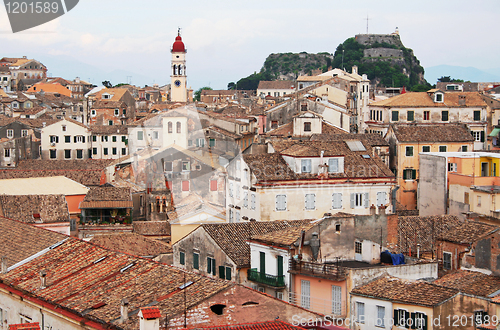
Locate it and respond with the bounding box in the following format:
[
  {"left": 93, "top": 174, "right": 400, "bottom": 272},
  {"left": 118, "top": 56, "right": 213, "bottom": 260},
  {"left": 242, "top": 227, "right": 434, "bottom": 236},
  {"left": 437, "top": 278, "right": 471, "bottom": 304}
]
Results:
[
  {"left": 289, "top": 259, "right": 346, "bottom": 280},
  {"left": 247, "top": 269, "right": 285, "bottom": 288}
]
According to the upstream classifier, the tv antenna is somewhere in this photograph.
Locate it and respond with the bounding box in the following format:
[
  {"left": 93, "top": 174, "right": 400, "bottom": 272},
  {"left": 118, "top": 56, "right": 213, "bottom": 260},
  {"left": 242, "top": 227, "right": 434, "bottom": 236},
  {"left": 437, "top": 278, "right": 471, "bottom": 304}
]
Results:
[{"left": 365, "top": 15, "right": 371, "bottom": 34}]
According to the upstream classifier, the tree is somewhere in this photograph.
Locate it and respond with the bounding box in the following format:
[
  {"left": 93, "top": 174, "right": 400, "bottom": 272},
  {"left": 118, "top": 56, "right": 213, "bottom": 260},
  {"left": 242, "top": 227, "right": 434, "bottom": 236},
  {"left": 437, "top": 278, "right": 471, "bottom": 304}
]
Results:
[
  {"left": 227, "top": 82, "right": 236, "bottom": 90},
  {"left": 102, "top": 80, "right": 112, "bottom": 88},
  {"left": 437, "top": 76, "right": 464, "bottom": 83},
  {"left": 411, "top": 84, "right": 432, "bottom": 92},
  {"left": 194, "top": 87, "right": 212, "bottom": 101}
]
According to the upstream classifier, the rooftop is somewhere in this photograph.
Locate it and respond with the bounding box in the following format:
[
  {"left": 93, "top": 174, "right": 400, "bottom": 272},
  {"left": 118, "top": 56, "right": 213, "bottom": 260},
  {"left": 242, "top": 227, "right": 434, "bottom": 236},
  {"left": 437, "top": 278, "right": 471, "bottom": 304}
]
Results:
[
  {"left": 370, "top": 91, "right": 487, "bottom": 108},
  {"left": 0, "top": 176, "right": 88, "bottom": 195},
  {"left": 433, "top": 270, "right": 500, "bottom": 298},
  {"left": 89, "top": 233, "right": 172, "bottom": 257},
  {"left": 0, "top": 194, "right": 69, "bottom": 224},
  {"left": 390, "top": 123, "right": 474, "bottom": 143}
]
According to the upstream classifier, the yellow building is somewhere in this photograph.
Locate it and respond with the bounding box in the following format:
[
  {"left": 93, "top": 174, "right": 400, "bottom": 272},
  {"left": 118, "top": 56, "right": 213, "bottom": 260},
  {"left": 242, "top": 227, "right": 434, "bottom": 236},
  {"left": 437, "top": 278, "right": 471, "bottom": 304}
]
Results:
[{"left": 386, "top": 123, "right": 474, "bottom": 210}]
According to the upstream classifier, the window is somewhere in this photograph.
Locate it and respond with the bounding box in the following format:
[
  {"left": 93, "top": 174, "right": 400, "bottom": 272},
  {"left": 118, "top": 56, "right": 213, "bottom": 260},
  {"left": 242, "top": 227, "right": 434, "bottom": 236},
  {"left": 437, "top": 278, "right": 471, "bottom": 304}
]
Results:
[
  {"left": 92, "top": 148, "right": 97, "bottom": 155},
  {"left": 448, "top": 163, "right": 457, "bottom": 172},
  {"left": 443, "top": 252, "right": 452, "bottom": 270},
  {"left": 114, "top": 108, "right": 119, "bottom": 116},
  {"left": 461, "top": 145, "right": 468, "bottom": 152},
  {"left": 422, "top": 146, "right": 430, "bottom": 152},
  {"left": 236, "top": 210, "right": 240, "bottom": 222},
  {"left": 137, "top": 131, "right": 143, "bottom": 140},
  {"left": 62, "top": 125, "right": 67, "bottom": 132},
  {"left": 377, "top": 192, "right": 387, "bottom": 206},
  {"left": 193, "top": 252, "right": 199, "bottom": 270},
  {"left": 64, "top": 149, "right": 71, "bottom": 159},
  {"left": 474, "top": 311, "right": 489, "bottom": 326},
  {"left": 435, "top": 93, "right": 443, "bottom": 102},
  {"left": 76, "top": 149, "right": 83, "bottom": 159},
  {"left": 477, "top": 196, "right": 482, "bottom": 207},
  {"left": 356, "top": 302, "right": 365, "bottom": 324},
  {"left": 394, "top": 309, "right": 410, "bottom": 327},
  {"left": 236, "top": 183, "right": 240, "bottom": 199},
  {"left": 405, "top": 146, "right": 413, "bottom": 157},
  {"left": 182, "top": 161, "right": 190, "bottom": 171},
  {"left": 328, "top": 158, "right": 339, "bottom": 172},
  {"left": 50, "top": 149, "right": 56, "bottom": 159},
  {"left": 439, "top": 146, "right": 447, "bottom": 152},
  {"left": 403, "top": 169, "right": 417, "bottom": 180},
  {"left": 122, "top": 109, "right": 126, "bottom": 116},
  {"left": 6, "top": 129, "right": 13, "bottom": 138},
  {"left": 92, "top": 135, "right": 97, "bottom": 142},
  {"left": 305, "top": 193, "right": 315, "bottom": 210},
  {"left": 168, "top": 122, "right": 173, "bottom": 133},
  {"left": 332, "top": 193, "right": 342, "bottom": 209},
  {"left": 472, "top": 131, "right": 483, "bottom": 142},
  {"left": 474, "top": 110, "right": 481, "bottom": 121},
  {"left": 391, "top": 110, "right": 399, "bottom": 121},
  {"left": 122, "top": 148, "right": 127, "bottom": 155},
  {"left": 74, "top": 135, "right": 84, "bottom": 143},
  {"left": 304, "top": 122, "right": 311, "bottom": 132},
  {"left": 4, "top": 148, "right": 10, "bottom": 158},
  {"left": 243, "top": 191, "right": 248, "bottom": 208},
  {"left": 332, "top": 285, "right": 342, "bottom": 315},
  {"left": 103, "top": 148, "right": 108, "bottom": 155},
  {"left": 301, "top": 159, "right": 312, "bottom": 173},
  {"left": 423, "top": 111, "right": 430, "bottom": 120},
  {"left": 441, "top": 110, "right": 449, "bottom": 121},
  {"left": 351, "top": 193, "right": 368, "bottom": 208},
  {"left": 355, "top": 241, "right": 362, "bottom": 254},
  {"left": 229, "top": 209, "right": 233, "bottom": 222},
  {"left": 376, "top": 306, "right": 385, "bottom": 327},
  {"left": 251, "top": 193, "right": 256, "bottom": 210},
  {"left": 229, "top": 182, "right": 233, "bottom": 197},
  {"left": 50, "top": 135, "right": 59, "bottom": 143},
  {"left": 413, "top": 312, "right": 428, "bottom": 330},
  {"left": 177, "top": 121, "right": 181, "bottom": 133},
  {"left": 112, "top": 147, "right": 117, "bottom": 155},
  {"left": 276, "top": 194, "right": 286, "bottom": 211},
  {"left": 407, "top": 110, "right": 414, "bottom": 121},
  {"left": 91, "top": 109, "right": 96, "bottom": 116},
  {"left": 271, "top": 121, "right": 278, "bottom": 129},
  {"left": 21, "top": 129, "right": 28, "bottom": 137},
  {"left": 207, "top": 257, "right": 216, "bottom": 276},
  {"left": 301, "top": 280, "right": 310, "bottom": 309},
  {"left": 112, "top": 136, "right": 117, "bottom": 142},
  {"left": 209, "top": 138, "right": 215, "bottom": 147}
]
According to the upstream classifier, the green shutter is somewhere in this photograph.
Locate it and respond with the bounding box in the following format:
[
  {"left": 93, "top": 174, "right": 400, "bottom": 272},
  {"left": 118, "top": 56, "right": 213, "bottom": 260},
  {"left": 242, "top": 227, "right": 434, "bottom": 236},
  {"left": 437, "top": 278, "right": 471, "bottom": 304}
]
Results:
[
  {"left": 393, "top": 309, "right": 399, "bottom": 326},
  {"left": 392, "top": 111, "right": 399, "bottom": 121},
  {"left": 212, "top": 259, "right": 216, "bottom": 275},
  {"left": 193, "top": 253, "right": 199, "bottom": 269},
  {"left": 481, "top": 131, "right": 485, "bottom": 142},
  {"left": 412, "top": 169, "right": 417, "bottom": 180},
  {"left": 180, "top": 251, "right": 185, "bottom": 265},
  {"left": 260, "top": 252, "right": 265, "bottom": 274},
  {"left": 225, "top": 267, "right": 232, "bottom": 281},
  {"left": 207, "top": 257, "right": 211, "bottom": 274},
  {"left": 219, "top": 266, "right": 225, "bottom": 279},
  {"left": 408, "top": 111, "right": 414, "bottom": 121},
  {"left": 277, "top": 256, "right": 283, "bottom": 277}
]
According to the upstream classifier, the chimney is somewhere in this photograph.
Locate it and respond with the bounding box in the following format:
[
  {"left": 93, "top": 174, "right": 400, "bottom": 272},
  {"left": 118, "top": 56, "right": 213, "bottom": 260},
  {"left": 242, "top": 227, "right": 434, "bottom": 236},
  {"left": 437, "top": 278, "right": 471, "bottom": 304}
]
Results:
[
  {"left": 120, "top": 298, "right": 129, "bottom": 323},
  {"left": 352, "top": 66, "right": 358, "bottom": 75},
  {"left": 370, "top": 204, "right": 377, "bottom": 215},
  {"left": 139, "top": 306, "right": 161, "bottom": 330},
  {"left": 1, "top": 256, "right": 7, "bottom": 273},
  {"left": 379, "top": 205, "right": 386, "bottom": 215},
  {"left": 40, "top": 270, "right": 47, "bottom": 289}
]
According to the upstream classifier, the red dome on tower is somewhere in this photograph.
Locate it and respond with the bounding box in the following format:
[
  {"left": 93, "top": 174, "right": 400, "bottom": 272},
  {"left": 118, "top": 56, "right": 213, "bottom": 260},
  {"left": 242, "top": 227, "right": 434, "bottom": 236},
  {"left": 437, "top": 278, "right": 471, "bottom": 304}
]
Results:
[{"left": 172, "top": 35, "right": 186, "bottom": 53}]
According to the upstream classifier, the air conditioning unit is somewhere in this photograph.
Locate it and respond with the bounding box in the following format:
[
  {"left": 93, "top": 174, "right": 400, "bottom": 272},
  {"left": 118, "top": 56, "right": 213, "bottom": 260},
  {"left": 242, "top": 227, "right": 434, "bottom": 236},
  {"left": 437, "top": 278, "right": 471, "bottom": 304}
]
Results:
[{"left": 50, "top": 142, "right": 56, "bottom": 147}]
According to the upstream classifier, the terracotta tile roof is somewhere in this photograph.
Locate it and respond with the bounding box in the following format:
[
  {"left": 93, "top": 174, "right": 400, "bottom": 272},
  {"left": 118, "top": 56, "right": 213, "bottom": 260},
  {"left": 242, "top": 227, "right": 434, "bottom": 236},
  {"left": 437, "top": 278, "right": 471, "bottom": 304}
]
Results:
[
  {"left": 90, "top": 125, "right": 128, "bottom": 135},
  {"left": 0, "top": 238, "right": 233, "bottom": 330},
  {"left": 183, "top": 320, "right": 307, "bottom": 330},
  {"left": 90, "top": 233, "right": 172, "bottom": 257},
  {"left": 433, "top": 270, "right": 500, "bottom": 298},
  {"left": 311, "top": 133, "right": 389, "bottom": 146},
  {"left": 258, "top": 81, "right": 295, "bottom": 90},
  {"left": 201, "top": 220, "right": 312, "bottom": 267},
  {"left": 390, "top": 124, "right": 474, "bottom": 143},
  {"left": 397, "top": 215, "right": 497, "bottom": 252},
  {"left": 80, "top": 186, "right": 132, "bottom": 209},
  {"left": 250, "top": 223, "right": 314, "bottom": 246},
  {"left": 206, "top": 125, "right": 242, "bottom": 139},
  {"left": 201, "top": 90, "right": 237, "bottom": 96},
  {"left": 351, "top": 275, "right": 458, "bottom": 307},
  {"left": 0, "top": 217, "right": 66, "bottom": 268},
  {"left": 133, "top": 221, "right": 170, "bottom": 236},
  {"left": 94, "top": 87, "right": 129, "bottom": 101},
  {"left": 0, "top": 159, "right": 113, "bottom": 186},
  {"left": 140, "top": 306, "right": 161, "bottom": 319},
  {"left": 8, "top": 323, "right": 40, "bottom": 330},
  {"left": 370, "top": 91, "right": 487, "bottom": 108},
  {"left": 0, "top": 194, "right": 69, "bottom": 224},
  {"left": 245, "top": 140, "right": 394, "bottom": 181},
  {"left": 92, "top": 100, "right": 126, "bottom": 109}
]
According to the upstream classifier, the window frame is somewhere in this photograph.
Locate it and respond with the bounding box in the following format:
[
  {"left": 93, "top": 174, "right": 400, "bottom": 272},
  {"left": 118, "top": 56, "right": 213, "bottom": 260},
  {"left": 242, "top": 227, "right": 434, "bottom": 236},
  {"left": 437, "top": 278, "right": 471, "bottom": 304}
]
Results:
[
  {"left": 276, "top": 194, "right": 287, "bottom": 211},
  {"left": 405, "top": 146, "right": 414, "bottom": 157}
]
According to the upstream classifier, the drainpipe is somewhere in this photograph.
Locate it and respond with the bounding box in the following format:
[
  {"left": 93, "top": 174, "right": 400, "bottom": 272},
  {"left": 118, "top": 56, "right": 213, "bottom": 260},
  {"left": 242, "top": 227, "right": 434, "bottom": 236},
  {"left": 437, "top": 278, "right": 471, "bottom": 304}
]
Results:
[{"left": 392, "top": 186, "right": 400, "bottom": 213}]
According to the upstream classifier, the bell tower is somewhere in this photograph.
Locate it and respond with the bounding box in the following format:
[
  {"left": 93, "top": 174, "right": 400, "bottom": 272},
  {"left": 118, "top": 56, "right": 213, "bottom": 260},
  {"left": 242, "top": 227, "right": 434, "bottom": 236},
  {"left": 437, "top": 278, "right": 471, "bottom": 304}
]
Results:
[{"left": 170, "top": 28, "right": 187, "bottom": 103}]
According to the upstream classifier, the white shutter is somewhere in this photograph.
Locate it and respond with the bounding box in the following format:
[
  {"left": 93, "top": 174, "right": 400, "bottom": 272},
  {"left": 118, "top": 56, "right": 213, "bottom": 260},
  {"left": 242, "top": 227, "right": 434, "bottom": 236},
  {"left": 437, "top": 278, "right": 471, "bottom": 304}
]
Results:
[
  {"left": 229, "top": 182, "right": 233, "bottom": 197},
  {"left": 305, "top": 194, "right": 315, "bottom": 210},
  {"left": 243, "top": 192, "right": 248, "bottom": 208},
  {"left": 276, "top": 194, "right": 286, "bottom": 211},
  {"left": 377, "top": 192, "right": 386, "bottom": 206},
  {"left": 332, "top": 193, "right": 342, "bottom": 209},
  {"left": 332, "top": 285, "right": 342, "bottom": 315},
  {"left": 363, "top": 192, "right": 369, "bottom": 208},
  {"left": 301, "top": 280, "right": 310, "bottom": 309},
  {"left": 251, "top": 193, "right": 256, "bottom": 210},
  {"left": 350, "top": 193, "right": 355, "bottom": 209}
]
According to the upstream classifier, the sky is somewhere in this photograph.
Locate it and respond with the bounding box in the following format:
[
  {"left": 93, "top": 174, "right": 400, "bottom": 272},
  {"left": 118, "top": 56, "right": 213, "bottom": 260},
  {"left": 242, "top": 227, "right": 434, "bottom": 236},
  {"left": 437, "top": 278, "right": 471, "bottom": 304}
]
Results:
[{"left": 1, "top": 0, "right": 499, "bottom": 90}]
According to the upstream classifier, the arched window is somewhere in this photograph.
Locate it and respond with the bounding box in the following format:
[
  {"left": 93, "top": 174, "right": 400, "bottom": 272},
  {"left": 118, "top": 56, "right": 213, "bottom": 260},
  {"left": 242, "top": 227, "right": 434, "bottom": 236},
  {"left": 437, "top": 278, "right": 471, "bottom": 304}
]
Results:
[
  {"left": 168, "top": 122, "right": 173, "bottom": 133},
  {"left": 176, "top": 122, "right": 181, "bottom": 133},
  {"left": 173, "top": 65, "right": 177, "bottom": 75},
  {"left": 178, "top": 65, "right": 182, "bottom": 75}
]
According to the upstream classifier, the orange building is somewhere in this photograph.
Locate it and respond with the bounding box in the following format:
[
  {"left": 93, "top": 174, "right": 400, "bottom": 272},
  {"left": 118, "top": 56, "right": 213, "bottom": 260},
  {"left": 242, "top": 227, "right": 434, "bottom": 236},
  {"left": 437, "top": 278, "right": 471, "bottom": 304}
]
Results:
[
  {"left": 386, "top": 123, "right": 474, "bottom": 210},
  {"left": 27, "top": 82, "right": 72, "bottom": 97}
]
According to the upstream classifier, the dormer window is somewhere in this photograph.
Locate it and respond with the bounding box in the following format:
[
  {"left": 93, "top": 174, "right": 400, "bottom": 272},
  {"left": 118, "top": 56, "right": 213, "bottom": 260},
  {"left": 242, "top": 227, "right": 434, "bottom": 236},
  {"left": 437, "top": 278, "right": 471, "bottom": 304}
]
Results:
[
  {"left": 102, "top": 93, "right": 111, "bottom": 99},
  {"left": 301, "top": 159, "right": 312, "bottom": 173},
  {"left": 435, "top": 92, "right": 444, "bottom": 103}
]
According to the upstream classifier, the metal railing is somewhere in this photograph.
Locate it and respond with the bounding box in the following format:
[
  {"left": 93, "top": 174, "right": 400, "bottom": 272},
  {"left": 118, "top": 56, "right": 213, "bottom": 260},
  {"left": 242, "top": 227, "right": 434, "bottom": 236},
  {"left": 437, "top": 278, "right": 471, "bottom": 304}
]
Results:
[
  {"left": 288, "top": 292, "right": 344, "bottom": 317},
  {"left": 289, "top": 259, "right": 346, "bottom": 279},
  {"left": 247, "top": 269, "right": 285, "bottom": 287}
]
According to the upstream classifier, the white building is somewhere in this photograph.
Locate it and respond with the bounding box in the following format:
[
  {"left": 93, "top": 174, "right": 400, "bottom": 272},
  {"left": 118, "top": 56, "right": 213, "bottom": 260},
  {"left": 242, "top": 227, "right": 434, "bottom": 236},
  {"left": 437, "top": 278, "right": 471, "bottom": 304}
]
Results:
[
  {"left": 90, "top": 125, "right": 128, "bottom": 159},
  {"left": 41, "top": 118, "right": 91, "bottom": 160}
]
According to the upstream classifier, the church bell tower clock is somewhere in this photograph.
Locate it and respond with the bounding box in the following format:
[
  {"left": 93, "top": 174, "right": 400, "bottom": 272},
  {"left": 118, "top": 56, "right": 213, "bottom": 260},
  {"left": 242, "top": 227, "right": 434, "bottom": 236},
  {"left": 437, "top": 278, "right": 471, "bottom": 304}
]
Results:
[{"left": 170, "top": 28, "right": 187, "bottom": 103}]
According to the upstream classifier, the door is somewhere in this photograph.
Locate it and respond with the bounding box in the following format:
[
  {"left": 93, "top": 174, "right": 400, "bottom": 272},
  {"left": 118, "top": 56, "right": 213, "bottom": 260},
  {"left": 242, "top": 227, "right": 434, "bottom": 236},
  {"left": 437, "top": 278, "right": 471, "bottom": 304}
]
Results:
[{"left": 332, "top": 285, "right": 342, "bottom": 315}]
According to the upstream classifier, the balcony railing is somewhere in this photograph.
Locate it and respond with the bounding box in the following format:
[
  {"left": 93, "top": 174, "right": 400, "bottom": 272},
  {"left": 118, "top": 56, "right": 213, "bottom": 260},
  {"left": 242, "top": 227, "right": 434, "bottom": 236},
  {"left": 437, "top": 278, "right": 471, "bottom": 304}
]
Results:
[
  {"left": 247, "top": 269, "right": 285, "bottom": 288},
  {"left": 289, "top": 259, "right": 346, "bottom": 280}
]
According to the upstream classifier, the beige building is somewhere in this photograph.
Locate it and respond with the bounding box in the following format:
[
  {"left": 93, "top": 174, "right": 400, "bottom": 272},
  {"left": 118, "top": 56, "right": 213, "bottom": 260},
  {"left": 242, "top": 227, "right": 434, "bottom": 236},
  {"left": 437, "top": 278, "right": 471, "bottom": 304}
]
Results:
[
  {"left": 257, "top": 80, "right": 296, "bottom": 98},
  {"left": 41, "top": 118, "right": 91, "bottom": 160}
]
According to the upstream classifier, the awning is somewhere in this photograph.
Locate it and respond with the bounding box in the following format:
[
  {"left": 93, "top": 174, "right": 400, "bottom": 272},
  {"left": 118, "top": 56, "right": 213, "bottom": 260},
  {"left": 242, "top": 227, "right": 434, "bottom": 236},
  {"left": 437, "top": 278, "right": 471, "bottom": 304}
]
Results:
[{"left": 489, "top": 127, "right": 500, "bottom": 137}]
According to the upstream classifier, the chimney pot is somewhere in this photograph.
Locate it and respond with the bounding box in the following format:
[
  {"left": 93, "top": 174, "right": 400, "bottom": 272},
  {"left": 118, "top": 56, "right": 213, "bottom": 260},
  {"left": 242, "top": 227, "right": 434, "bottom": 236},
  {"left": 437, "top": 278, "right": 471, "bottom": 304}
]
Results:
[
  {"left": 1, "top": 256, "right": 7, "bottom": 274},
  {"left": 121, "top": 298, "right": 129, "bottom": 323},
  {"left": 40, "top": 270, "right": 47, "bottom": 289}
]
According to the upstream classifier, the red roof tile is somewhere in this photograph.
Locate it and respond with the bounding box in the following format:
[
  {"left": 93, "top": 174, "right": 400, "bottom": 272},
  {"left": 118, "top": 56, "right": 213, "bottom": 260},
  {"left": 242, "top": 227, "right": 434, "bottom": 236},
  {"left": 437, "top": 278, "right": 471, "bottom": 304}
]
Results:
[
  {"left": 182, "top": 320, "right": 307, "bottom": 330},
  {"left": 140, "top": 306, "right": 161, "bottom": 319},
  {"left": 8, "top": 323, "right": 40, "bottom": 330}
]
